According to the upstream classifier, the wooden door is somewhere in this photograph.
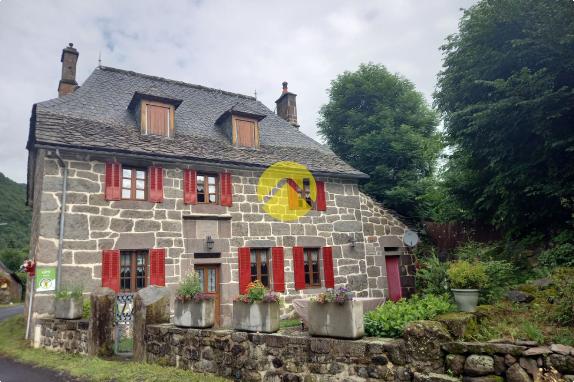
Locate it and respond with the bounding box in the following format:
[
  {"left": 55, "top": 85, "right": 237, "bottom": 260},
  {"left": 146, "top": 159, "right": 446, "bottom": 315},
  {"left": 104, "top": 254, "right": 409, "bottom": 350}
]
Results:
[
  {"left": 194, "top": 264, "right": 221, "bottom": 325},
  {"left": 385, "top": 256, "right": 403, "bottom": 302}
]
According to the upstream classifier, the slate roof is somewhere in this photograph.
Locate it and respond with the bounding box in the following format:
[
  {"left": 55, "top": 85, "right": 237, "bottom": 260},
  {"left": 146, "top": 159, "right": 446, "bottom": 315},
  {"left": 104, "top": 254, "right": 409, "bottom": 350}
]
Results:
[{"left": 29, "top": 66, "right": 366, "bottom": 178}]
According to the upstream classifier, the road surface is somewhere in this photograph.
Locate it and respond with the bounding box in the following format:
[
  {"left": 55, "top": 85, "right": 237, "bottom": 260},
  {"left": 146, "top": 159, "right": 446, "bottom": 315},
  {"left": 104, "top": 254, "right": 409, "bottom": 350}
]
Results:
[{"left": 0, "top": 305, "right": 82, "bottom": 382}]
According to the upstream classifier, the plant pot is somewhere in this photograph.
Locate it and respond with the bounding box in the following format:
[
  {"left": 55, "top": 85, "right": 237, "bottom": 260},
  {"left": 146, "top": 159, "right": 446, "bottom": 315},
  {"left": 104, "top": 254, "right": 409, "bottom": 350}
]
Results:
[
  {"left": 308, "top": 300, "right": 364, "bottom": 339},
  {"left": 174, "top": 299, "right": 215, "bottom": 328},
  {"left": 232, "top": 301, "right": 279, "bottom": 333},
  {"left": 451, "top": 289, "right": 479, "bottom": 312},
  {"left": 54, "top": 296, "right": 83, "bottom": 319}
]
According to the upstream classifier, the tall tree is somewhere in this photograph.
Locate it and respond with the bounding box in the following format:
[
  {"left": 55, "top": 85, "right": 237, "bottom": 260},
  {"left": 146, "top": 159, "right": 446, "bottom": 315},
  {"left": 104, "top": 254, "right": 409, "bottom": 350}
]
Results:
[
  {"left": 318, "top": 63, "right": 441, "bottom": 220},
  {"left": 435, "top": 0, "right": 574, "bottom": 237}
]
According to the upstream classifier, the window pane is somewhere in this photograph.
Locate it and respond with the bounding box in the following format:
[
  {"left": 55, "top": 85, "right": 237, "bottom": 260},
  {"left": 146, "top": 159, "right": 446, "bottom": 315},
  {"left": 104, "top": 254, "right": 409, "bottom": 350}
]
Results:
[
  {"left": 261, "top": 275, "right": 269, "bottom": 287},
  {"left": 197, "top": 193, "right": 205, "bottom": 203},
  {"left": 123, "top": 169, "right": 131, "bottom": 178},
  {"left": 197, "top": 184, "right": 204, "bottom": 193},
  {"left": 197, "top": 175, "right": 204, "bottom": 184},
  {"left": 208, "top": 185, "right": 216, "bottom": 193},
  {"left": 135, "top": 190, "right": 145, "bottom": 200},
  {"left": 208, "top": 176, "right": 216, "bottom": 185},
  {"left": 208, "top": 269, "right": 216, "bottom": 292},
  {"left": 136, "top": 171, "right": 145, "bottom": 180},
  {"left": 123, "top": 179, "right": 132, "bottom": 188},
  {"left": 312, "top": 272, "right": 320, "bottom": 285},
  {"left": 122, "top": 189, "right": 131, "bottom": 199},
  {"left": 260, "top": 252, "right": 268, "bottom": 275},
  {"left": 312, "top": 250, "right": 319, "bottom": 273},
  {"left": 136, "top": 180, "right": 145, "bottom": 189},
  {"left": 208, "top": 194, "right": 216, "bottom": 203},
  {"left": 250, "top": 252, "right": 257, "bottom": 280},
  {"left": 197, "top": 269, "right": 204, "bottom": 292}
]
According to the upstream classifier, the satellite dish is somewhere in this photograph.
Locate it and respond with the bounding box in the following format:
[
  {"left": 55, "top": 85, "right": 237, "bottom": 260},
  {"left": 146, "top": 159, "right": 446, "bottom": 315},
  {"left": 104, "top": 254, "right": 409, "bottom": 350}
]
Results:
[{"left": 403, "top": 230, "right": 419, "bottom": 247}]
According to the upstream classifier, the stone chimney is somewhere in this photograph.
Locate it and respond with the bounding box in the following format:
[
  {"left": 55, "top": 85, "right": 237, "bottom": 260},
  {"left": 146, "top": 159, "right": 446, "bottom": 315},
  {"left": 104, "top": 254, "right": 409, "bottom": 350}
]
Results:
[
  {"left": 275, "top": 81, "right": 299, "bottom": 128},
  {"left": 58, "top": 43, "right": 79, "bottom": 97}
]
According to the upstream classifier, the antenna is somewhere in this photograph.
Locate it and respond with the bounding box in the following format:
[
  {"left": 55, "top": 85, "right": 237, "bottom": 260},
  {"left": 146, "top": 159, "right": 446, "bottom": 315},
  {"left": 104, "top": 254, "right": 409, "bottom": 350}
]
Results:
[
  {"left": 254, "top": 89, "right": 258, "bottom": 100},
  {"left": 98, "top": 51, "right": 102, "bottom": 67}
]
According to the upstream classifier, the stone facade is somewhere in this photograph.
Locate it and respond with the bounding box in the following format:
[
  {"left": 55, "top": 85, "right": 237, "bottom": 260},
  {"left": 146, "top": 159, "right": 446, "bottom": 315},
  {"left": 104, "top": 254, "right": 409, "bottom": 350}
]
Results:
[
  {"left": 34, "top": 318, "right": 88, "bottom": 355},
  {"left": 29, "top": 149, "right": 411, "bottom": 327}
]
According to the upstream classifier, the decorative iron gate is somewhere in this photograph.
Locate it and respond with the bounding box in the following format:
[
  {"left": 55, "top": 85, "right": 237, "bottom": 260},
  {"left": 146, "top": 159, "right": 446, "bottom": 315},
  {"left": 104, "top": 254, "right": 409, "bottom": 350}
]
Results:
[{"left": 115, "top": 294, "right": 134, "bottom": 354}]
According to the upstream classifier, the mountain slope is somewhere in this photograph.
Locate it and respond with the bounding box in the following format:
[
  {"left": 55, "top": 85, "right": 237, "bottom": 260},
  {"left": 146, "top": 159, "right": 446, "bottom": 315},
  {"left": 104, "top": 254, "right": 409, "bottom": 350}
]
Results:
[{"left": 0, "top": 173, "right": 31, "bottom": 249}]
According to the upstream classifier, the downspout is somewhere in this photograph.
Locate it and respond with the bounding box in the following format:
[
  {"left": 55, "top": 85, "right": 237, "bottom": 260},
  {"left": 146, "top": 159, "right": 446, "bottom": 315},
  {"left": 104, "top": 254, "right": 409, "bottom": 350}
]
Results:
[{"left": 54, "top": 149, "right": 68, "bottom": 291}]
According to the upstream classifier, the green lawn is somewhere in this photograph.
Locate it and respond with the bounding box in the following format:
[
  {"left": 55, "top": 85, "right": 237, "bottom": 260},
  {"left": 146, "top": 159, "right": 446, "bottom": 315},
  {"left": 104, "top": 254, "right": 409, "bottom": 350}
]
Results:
[{"left": 0, "top": 315, "right": 227, "bottom": 382}]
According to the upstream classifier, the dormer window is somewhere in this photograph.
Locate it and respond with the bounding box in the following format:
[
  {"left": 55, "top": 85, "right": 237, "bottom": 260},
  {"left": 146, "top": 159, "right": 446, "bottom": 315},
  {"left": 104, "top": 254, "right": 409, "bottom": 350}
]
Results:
[
  {"left": 128, "top": 91, "right": 182, "bottom": 138},
  {"left": 215, "top": 109, "right": 265, "bottom": 148}
]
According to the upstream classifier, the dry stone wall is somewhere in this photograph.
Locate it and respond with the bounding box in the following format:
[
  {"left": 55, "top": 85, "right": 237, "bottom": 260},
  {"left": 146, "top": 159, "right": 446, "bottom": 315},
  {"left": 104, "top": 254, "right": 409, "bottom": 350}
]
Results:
[
  {"left": 31, "top": 151, "right": 409, "bottom": 326},
  {"left": 34, "top": 318, "right": 88, "bottom": 355}
]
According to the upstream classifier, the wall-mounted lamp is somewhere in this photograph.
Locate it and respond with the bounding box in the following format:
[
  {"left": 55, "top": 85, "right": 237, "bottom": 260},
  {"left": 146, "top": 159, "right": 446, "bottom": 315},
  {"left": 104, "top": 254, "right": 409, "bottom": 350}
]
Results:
[
  {"left": 206, "top": 235, "right": 215, "bottom": 251},
  {"left": 349, "top": 235, "right": 356, "bottom": 248}
]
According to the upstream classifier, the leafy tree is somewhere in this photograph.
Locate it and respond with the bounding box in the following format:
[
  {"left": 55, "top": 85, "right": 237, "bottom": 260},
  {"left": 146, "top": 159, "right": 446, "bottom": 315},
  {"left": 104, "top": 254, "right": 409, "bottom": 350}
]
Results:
[
  {"left": 0, "top": 173, "right": 31, "bottom": 249},
  {"left": 318, "top": 63, "right": 441, "bottom": 220},
  {"left": 435, "top": 0, "right": 574, "bottom": 237},
  {"left": 0, "top": 248, "right": 27, "bottom": 273}
]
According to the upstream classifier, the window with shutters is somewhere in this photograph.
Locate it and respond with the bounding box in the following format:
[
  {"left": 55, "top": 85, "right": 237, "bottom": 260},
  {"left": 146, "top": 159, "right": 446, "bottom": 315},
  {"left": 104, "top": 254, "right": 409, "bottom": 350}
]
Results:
[
  {"left": 289, "top": 178, "right": 321, "bottom": 210},
  {"left": 141, "top": 101, "right": 174, "bottom": 138},
  {"left": 250, "top": 248, "right": 270, "bottom": 287},
  {"left": 232, "top": 116, "right": 259, "bottom": 148},
  {"left": 120, "top": 250, "right": 148, "bottom": 293},
  {"left": 121, "top": 167, "right": 146, "bottom": 200},
  {"left": 304, "top": 248, "right": 321, "bottom": 287},
  {"left": 196, "top": 173, "right": 218, "bottom": 204}
]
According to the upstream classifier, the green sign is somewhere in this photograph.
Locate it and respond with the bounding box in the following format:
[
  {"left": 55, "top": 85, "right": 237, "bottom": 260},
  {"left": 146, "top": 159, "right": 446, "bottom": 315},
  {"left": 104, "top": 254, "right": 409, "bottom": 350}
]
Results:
[{"left": 35, "top": 267, "right": 56, "bottom": 292}]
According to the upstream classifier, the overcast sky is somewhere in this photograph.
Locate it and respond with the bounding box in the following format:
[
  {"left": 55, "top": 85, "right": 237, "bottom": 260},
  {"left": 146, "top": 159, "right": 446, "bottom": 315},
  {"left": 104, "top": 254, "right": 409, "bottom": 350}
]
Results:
[{"left": 0, "top": 0, "right": 475, "bottom": 183}]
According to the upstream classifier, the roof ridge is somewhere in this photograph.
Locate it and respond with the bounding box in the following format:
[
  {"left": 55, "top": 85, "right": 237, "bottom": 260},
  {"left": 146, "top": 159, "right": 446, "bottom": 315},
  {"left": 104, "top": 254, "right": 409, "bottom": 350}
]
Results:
[{"left": 98, "top": 66, "right": 256, "bottom": 101}]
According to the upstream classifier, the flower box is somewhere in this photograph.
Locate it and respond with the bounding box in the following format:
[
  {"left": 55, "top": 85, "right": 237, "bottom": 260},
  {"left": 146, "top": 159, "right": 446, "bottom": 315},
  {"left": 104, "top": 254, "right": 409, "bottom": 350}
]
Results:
[
  {"left": 54, "top": 296, "right": 83, "bottom": 320},
  {"left": 308, "top": 300, "right": 364, "bottom": 339},
  {"left": 232, "top": 301, "right": 280, "bottom": 333},
  {"left": 174, "top": 299, "right": 215, "bottom": 328}
]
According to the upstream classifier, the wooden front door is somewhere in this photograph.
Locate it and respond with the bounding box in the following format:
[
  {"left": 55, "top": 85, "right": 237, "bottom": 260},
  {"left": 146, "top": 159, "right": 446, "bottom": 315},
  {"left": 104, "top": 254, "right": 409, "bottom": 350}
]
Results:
[
  {"left": 385, "top": 256, "right": 403, "bottom": 302},
  {"left": 194, "top": 264, "right": 221, "bottom": 326}
]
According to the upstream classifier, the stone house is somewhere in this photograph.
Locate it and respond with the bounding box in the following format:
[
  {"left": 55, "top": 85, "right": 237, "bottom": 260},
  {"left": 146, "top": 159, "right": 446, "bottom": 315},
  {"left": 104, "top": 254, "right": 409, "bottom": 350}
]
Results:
[
  {"left": 0, "top": 260, "right": 23, "bottom": 303},
  {"left": 25, "top": 44, "right": 415, "bottom": 328}
]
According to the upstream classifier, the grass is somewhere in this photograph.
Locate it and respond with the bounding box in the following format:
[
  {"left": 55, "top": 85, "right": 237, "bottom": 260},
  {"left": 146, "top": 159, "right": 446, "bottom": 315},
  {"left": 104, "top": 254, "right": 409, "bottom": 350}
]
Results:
[
  {"left": 0, "top": 302, "right": 23, "bottom": 308},
  {"left": 0, "top": 315, "right": 228, "bottom": 382},
  {"left": 279, "top": 319, "right": 301, "bottom": 329}
]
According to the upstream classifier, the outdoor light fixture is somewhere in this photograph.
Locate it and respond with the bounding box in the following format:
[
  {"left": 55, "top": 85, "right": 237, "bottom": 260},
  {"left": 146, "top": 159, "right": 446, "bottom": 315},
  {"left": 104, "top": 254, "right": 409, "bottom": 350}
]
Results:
[{"left": 206, "top": 235, "right": 215, "bottom": 250}]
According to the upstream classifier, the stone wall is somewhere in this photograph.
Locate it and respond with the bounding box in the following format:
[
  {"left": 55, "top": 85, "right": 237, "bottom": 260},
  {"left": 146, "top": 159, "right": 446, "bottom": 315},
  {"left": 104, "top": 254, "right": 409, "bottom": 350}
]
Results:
[
  {"left": 30, "top": 150, "right": 410, "bottom": 327},
  {"left": 34, "top": 318, "right": 89, "bottom": 355}
]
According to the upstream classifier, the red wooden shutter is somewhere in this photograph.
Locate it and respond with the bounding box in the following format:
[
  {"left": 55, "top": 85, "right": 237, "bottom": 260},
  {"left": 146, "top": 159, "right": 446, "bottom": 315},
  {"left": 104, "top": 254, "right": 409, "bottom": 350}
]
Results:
[
  {"left": 220, "top": 172, "right": 233, "bottom": 207},
  {"left": 149, "top": 248, "right": 166, "bottom": 286},
  {"left": 105, "top": 162, "right": 121, "bottom": 201},
  {"left": 101, "top": 250, "right": 120, "bottom": 292},
  {"left": 316, "top": 181, "right": 327, "bottom": 211},
  {"left": 292, "top": 246, "right": 306, "bottom": 290},
  {"left": 183, "top": 169, "right": 197, "bottom": 205},
  {"left": 287, "top": 179, "right": 299, "bottom": 210},
  {"left": 272, "top": 247, "right": 285, "bottom": 292},
  {"left": 322, "top": 246, "right": 335, "bottom": 288},
  {"left": 386, "top": 256, "right": 403, "bottom": 302},
  {"left": 148, "top": 167, "right": 164, "bottom": 203},
  {"left": 238, "top": 247, "right": 251, "bottom": 294}
]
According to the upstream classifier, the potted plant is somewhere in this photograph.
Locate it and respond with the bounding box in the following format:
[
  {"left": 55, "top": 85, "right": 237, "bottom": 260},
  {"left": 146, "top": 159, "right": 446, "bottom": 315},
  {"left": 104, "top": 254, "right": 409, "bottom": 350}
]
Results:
[
  {"left": 308, "top": 287, "right": 364, "bottom": 339},
  {"left": 232, "top": 281, "right": 280, "bottom": 333},
  {"left": 54, "top": 286, "right": 83, "bottom": 319},
  {"left": 447, "top": 260, "right": 487, "bottom": 312},
  {"left": 174, "top": 272, "right": 215, "bottom": 328}
]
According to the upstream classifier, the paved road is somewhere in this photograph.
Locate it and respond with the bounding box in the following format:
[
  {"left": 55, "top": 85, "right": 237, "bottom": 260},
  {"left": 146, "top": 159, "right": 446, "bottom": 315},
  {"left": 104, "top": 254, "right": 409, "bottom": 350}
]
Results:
[{"left": 0, "top": 305, "right": 82, "bottom": 382}]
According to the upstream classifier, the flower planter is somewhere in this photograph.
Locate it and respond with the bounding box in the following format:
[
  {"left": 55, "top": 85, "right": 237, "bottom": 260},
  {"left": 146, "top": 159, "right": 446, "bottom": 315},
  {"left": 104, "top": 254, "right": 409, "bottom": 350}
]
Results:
[
  {"left": 232, "top": 301, "right": 279, "bottom": 333},
  {"left": 452, "top": 289, "right": 479, "bottom": 312},
  {"left": 54, "top": 296, "right": 83, "bottom": 320},
  {"left": 308, "top": 300, "right": 364, "bottom": 339},
  {"left": 174, "top": 299, "right": 215, "bottom": 328}
]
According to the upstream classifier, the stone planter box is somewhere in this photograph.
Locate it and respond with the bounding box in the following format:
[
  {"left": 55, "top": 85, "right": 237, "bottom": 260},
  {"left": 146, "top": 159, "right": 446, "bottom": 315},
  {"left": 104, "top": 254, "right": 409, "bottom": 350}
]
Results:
[
  {"left": 54, "top": 296, "right": 83, "bottom": 320},
  {"left": 308, "top": 300, "right": 364, "bottom": 339},
  {"left": 173, "top": 299, "right": 215, "bottom": 328},
  {"left": 452, "top": 289, "right": 480, "bottom": 312},
  {"left": 232, "top": 301, "right": 279, "bottom": 333}
]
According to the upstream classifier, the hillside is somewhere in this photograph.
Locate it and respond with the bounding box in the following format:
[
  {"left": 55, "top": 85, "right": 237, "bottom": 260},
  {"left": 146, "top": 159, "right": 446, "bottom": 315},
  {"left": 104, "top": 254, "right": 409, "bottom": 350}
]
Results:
[{"left": 0, "top": 173, "right": 31, "bottom": 250}]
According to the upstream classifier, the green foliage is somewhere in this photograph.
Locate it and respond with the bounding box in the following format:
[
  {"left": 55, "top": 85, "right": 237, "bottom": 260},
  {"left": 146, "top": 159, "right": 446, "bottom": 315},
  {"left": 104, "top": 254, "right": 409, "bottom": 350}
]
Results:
[
  {"left": 521, "top": 321, "right": 544, "bottom": 344},
  {"left": 318, "top": 63, "right": 441, "bottom": 220},
  {"left": 434, "top": 0, "right": 574, "bottom": 237},
  {"left": 0, "top": 173, "right": 31, "bottom": 250},
  {"left": 552, "top": 267, "right": 574, "bottom": 326},
  {"left": 54, "top": 286, "right": 83, "bottom": 300},
  {"left": 447, "top": 260, "right": 487, "bottom": 289},
  {"left": 176, "top": 272, "right": 203, "bottom": 299},
  {"left": 0, "top": 247, "right": 27, "bottom": 273},
  {"left": 364, "top": 294, "right": 454, "bottom": 337},
  {"left": 415, "top": 251, "right": 449, "bottom": 296},
  {"left": 539, "top": 231, "right": 574, "bottom": 268},
  {"left": 82, "top": 300, "right": 91, "bottom": 319}
]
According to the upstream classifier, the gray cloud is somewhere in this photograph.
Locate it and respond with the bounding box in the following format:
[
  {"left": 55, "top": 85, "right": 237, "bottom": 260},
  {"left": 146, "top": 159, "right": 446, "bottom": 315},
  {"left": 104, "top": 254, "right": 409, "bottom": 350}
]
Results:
[{"left": 0, "top": 0, "right": 475, "bottom": 183}]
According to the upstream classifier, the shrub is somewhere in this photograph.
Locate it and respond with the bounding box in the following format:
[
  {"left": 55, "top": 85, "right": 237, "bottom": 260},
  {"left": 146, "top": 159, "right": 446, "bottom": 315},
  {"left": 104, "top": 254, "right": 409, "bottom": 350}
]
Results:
[
  {"left": 176, "top": 272, "right": 214, "bottom": 302},
  {"left": 447, "top": 260, "right": 487, "bottom": 289},
  {"left": 364, "top": 294, "right": 454, "bottom": 337},
  {"left": 481, "top": 260, "right": 515, "bottom": 304},
  {"left": 310, "top": 287, "right": 353, "bottom": 304},
  {"left": 416, "top": 251, "right": 449, "bottom": 296},
  {"left": 552, "top": 267, "right": 574, "bottom": 326},
  {"left": 82, "top": 300, "right": 91, "bottom": 319},
  {"left": 539, "top": 237, "right": 574, "bottom": 268},
  {"left": 236, "top": 280, "right": 280, "bottom": 304},
  {"left": 54, "top": 286, "right": 83, "bottom": 300}
]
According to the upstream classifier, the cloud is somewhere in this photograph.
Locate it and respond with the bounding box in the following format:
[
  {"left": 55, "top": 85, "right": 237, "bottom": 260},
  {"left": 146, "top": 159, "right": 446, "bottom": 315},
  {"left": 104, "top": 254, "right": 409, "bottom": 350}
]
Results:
[{"left": 0, "top": 0, "right": 475, "bottom": 182}]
